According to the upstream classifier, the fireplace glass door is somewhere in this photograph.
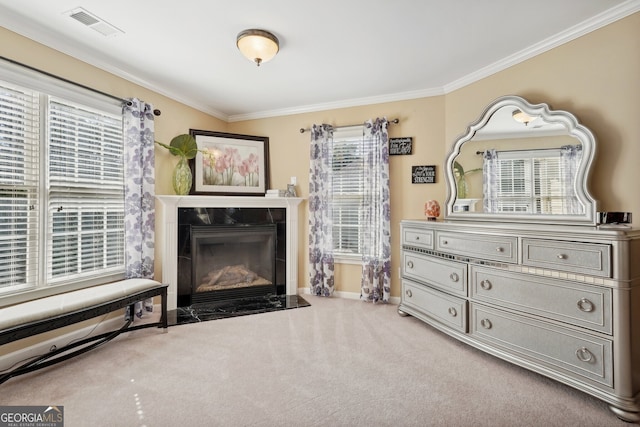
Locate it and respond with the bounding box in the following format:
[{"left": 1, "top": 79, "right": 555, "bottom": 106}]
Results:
[{"left": 190, "top": 224, "right": 276, "bottom": 304}]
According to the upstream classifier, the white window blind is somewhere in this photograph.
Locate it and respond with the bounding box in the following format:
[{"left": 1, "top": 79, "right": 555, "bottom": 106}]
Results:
[
  {"left": 47, "top": 98, "right": 124, "bottom": 284},
  {"left": 0, "top": 83, "right": 39, "bottom": 292},
  {"left": 495, "top": 150, "right": 564, "bottom": 214},
  {"left": 331, "top": 126, "right": 365, "bottom": 256},
  {"left": 0, "top": 58, "right": 125, "bottom": 302}
]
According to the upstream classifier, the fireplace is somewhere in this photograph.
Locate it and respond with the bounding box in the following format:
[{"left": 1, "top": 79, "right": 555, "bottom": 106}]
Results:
[
  {"left": 177, "top": 207, "right": 286, "bottom": 307},
  {"left": 156, "top": 195, "right": 303, "bottom": 311},
  {"left": 185, "top": 224, "right": 277, "bottom": 305}
]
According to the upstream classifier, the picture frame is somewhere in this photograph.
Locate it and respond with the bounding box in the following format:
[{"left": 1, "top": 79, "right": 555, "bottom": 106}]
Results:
[{"left": 188, "top": 129, "right": 269, "bottom": 196}]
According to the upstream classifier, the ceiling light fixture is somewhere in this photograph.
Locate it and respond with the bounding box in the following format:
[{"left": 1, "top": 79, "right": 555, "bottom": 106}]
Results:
[
  {"left": 236, "top": 29, "right": 279, "bottom": 67},
  {"left": 512, "top": 109, "right": 537, "bottom": 126}
]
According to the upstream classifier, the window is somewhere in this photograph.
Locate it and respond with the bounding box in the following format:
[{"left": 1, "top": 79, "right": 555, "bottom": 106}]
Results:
[
  {"left": 330, "top": 126, "right": 365, "bottom": 260},
  {"left": 0, "top": 60, "right": 125, "bottom": 303},
  {"left": 491, "top": 149, "right": 577, "bottom": 214}
]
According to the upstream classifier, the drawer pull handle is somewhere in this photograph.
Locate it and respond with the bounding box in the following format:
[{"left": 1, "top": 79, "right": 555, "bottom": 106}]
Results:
[
  {"left": 448, "top": 307, "right": 457, "bottom": 317},
  {"left": 480, "top": 280, "right": 492, "bottom": 290},
  {"left": 480, "top": 319, "right": 492, "bottom": 329},
  {"left": 407, "top": 261, "right": 414, "bottom": 269},
  {"left": 577, "top": 298, "right": 594, "bottom": 312},
  {"left": 575, "top": 347, "right": 594, "bottom": 363},
  {"left": 557, "top": 254, "right": 567, "bottom": 260},
  {"left": 415, "top": 236, "right": 420, "bottom": 241},
  {"left": 405, "top": 289, "right": 413, "bottom": 298},
  {"left": 449, "top": 273, "right": 459, "bottom": 282},
  {"left": 496, "top": 247, "right": 504, "bottom": 253},
  {"left": 442, "top": 240, "right": 448, "bottom": 245}
]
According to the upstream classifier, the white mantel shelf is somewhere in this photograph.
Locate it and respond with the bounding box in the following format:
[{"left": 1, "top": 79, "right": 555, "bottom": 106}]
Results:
[{"left": 156, "top": 195, "right": 304, "bottom": 310}]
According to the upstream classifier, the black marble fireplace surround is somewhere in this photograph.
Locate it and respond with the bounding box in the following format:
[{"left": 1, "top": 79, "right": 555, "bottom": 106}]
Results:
[{"left": 170, "top": 207, "right": 310, "bottom": 325}]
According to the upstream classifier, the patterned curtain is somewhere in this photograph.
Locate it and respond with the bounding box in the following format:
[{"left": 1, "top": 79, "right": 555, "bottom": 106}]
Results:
[
  {"left": 123, "top": 98, "right": 156, "bottom": 317},
  {"left": 560, "top": 144, "right": 583, "bottom": 214},
  {"left": 360, "top": 118, "right": 391, "bottom": 303},
  {"left": 308, "top": 124, "right": 335, "bottom": 297},
  {"left": 482, "top": 149, "right": 499, "bottom": 213}
]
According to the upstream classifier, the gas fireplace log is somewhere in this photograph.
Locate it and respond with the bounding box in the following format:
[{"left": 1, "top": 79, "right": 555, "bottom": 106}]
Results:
[{"left": 196, "top": 265, "right": 272, "bottom": 292}]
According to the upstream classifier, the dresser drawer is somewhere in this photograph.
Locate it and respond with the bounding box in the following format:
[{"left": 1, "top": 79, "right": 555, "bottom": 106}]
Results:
[
  {"left": 522, "top": 238, "right": 611, "bottom": 277},
  {"left": 470, "top": 304, "right": 613, "bottom": 387},
  {"left": 402, "top": 227, "right": 434, "bottom": 250},
  {"left": 435, "top": 231, "right": 517, "bottom": 263},
  {"left": 403, "top": 251, "right": 467, "bottom": 296},
  {"left": 470, "top": 266, "right": 612, "bottom": 334},
  {"left": 402, "top": 279, "right": 467, "bottom": 332}
]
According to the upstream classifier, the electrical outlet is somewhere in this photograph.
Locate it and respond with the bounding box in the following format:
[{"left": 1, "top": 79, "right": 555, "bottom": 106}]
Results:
[{"left": 290, "top": 176, "right": 297, "bottom": 185}]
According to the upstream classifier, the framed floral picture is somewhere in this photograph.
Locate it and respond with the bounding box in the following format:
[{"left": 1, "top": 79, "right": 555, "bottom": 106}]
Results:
[{"left": 188, "top": 129, "right": 269, "bottom": 195}]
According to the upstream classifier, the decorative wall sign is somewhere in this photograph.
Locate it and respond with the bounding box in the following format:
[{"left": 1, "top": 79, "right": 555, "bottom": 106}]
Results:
[
  {"left": 389, "top": 137, "right": 413, "bottom": 155},
  {"left": 412, "top": 165, "right": 436, "bottom": 184}
]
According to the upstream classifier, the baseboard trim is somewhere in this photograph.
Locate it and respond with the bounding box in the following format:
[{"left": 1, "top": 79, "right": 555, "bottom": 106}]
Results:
[{"left": 298, "top": 287, "right": 400, "bottom": 305}]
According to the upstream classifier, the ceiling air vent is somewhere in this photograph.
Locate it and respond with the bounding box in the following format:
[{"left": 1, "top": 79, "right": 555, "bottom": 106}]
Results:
[{"left": 65, "top": 8, "right": 123, "bottom": 37}]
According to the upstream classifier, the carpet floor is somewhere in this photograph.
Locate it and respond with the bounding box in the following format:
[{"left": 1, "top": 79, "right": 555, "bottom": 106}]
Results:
[{"left": 0, "top": 295, "right": 628, "bottom": 427}]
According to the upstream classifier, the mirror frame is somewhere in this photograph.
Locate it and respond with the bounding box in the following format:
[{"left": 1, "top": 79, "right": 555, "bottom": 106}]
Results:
[{"left": 444, "top": 95, "right": 597, "bottom": 225}]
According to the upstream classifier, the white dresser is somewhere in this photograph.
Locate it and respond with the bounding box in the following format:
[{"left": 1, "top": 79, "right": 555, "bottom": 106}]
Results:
[{"left": 399, "top": 219, "right": 640, "bottom": 422}]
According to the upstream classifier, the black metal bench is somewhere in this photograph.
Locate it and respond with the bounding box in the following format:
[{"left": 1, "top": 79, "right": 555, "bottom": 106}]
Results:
[{"left": 0, "top": 279, "right": 168, "bottom": 384}]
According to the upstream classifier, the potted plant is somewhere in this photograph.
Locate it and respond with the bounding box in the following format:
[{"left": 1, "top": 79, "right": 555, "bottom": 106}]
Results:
[{"left": 155, "top": 134, "right": 198, "bottom": 195}]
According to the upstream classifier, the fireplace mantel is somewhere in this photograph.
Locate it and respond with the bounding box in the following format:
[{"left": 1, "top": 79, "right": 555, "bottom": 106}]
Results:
[{"left": 156, "top": 195, "right": 303, "bottom": 310}]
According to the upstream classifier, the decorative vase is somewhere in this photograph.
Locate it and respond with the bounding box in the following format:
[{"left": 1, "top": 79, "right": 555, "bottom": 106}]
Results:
[
  {"left": 172, "top": 156, "right": 192, "bottom": 195},
  {"left": 456, "top": 176, "right": 468, "bottom": 199},
  {"left": 424, "top": 199, "right": 440, "bottom": 221}
]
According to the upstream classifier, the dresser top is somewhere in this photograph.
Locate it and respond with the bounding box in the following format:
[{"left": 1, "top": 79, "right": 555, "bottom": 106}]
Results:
[{"left": 401, "top": 219, "right": 640, "bottom": 241}]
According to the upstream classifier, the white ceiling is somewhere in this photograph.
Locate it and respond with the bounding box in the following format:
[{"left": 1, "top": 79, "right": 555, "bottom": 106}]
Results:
[{"left": 0, "top": 0, "right": 637, "bottom": 122}]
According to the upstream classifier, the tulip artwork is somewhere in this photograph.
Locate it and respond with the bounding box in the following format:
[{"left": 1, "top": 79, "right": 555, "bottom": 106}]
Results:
[{"left": 189, "top": 130, "right": 269, "bottom": 195}]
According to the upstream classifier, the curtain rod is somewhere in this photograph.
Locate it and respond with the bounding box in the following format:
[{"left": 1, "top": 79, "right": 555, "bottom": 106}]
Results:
[
  {"left": 1, "top": 56, "right": 161, "bottom": 116},
  {"left": 475, "top": 146, "right": 574, "bottom": 155},
  {"left": 299, "top": 118, "right": 399, "bottom": 133}
]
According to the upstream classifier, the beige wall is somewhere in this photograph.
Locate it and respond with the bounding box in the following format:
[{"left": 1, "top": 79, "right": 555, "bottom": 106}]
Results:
[{"left": 2, "top": 12, "right": 637, "bottom": 299}]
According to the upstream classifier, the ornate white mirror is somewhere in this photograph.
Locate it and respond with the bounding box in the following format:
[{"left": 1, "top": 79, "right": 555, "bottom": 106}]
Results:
[{"left": 444, "top": 95, "right": 597, "bottom": 225}]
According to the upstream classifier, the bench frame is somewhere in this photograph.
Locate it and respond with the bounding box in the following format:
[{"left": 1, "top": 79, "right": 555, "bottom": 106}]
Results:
[{"left": 0, "top": 283, "right": 168, "bottom": 384}]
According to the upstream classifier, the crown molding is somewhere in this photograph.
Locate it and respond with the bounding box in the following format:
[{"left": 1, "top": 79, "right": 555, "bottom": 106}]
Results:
[
  {"left": 443, "top": 0, "right": 640, "bottom": 93},
  {"left": 227, "top": 87, "right": 445, "bottom": 122},
  {"left": 1, "top": 1, "right": 637, "bottom": 123},
  {"left": 0, "top": 8, "right": 230, "bottom": 122}
]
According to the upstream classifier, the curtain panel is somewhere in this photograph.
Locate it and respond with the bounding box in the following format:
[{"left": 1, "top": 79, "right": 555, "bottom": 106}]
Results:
[
  {"left": 123, "top": 98, "right": 156, "bottom": 317},
  {"left": 482, "top": 149, "right": 499, "bottom": 213},
  {"left": 308, "top": 124, "right": 335, "bottom": 297},
  {"left": 560, "top": 144, "right": 583, "bottom": 214},
  {"left": 360, "top": 118, "right": 391, "bottom": 303}
]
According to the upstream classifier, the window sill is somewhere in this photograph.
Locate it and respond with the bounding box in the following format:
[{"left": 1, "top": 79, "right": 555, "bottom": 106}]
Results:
[{"left": 333, "top": 253, "right": 362, "bottom": 265}]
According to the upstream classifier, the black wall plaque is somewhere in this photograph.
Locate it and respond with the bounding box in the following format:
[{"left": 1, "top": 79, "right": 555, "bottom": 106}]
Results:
[
  {"left": 389, "top": 137, "right": 413, "bottom": 155},
  {"left": 412, "top": 165, "right": 436, "bottom": 184}
]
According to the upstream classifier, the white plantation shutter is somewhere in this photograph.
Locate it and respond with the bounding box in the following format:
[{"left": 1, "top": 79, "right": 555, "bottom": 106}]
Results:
[
  {"left": 0, "top": 83, "right": 39, "bottom": 292},
  {"left": 331, "top": 126, "right": 365, "bottom": 255},
  {"left": 47, "top": 99, "right": 124, "bottom": 283}
]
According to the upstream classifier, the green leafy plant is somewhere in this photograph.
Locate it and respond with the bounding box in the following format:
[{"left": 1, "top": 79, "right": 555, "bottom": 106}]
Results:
[
  {"left": 155, "top": 134, "right": 198, "bottom": 159},
  {"left": 155, "top": 134, "right": 200, "bottom": 194},
  {"left": 453, "top": 161, "right": 482, "bottom": 199}
]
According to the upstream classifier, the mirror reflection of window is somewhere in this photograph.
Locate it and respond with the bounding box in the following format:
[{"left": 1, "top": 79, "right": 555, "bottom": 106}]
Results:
[{"left": 483, "top": 145, "right": 584, "bottom": 214}]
